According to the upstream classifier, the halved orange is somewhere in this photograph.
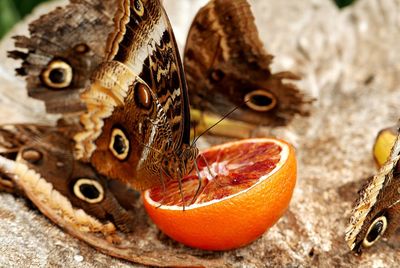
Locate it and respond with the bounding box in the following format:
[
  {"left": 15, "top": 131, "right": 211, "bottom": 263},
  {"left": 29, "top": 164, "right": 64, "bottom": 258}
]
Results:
[{"left": 143, "top": 138, "right": 296, "bottom": 250}]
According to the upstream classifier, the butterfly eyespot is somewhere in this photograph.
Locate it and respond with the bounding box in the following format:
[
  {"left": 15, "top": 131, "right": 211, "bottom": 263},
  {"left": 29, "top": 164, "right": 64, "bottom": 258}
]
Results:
[
  {"left": 245, "top": 90, "right": 277, "bottom": 112},
  {"left": 209, "top": 69, "right": 225, "bottom": 82},
  {"left": 134, "top": 83, "right": 153, "bottom": 109},
  {"left": 74, "top": 43, "right": 90, "bottom": 54},
  {"left": 40, "top": 59, "right": 73, "bottom": 89},
  {"left": 21, "top": 149, "right": 42, "bottom": 164},
  {"left": 109, "top": 128, "right": 130, "bottom": 160},
  {"left": 362, "top": 216, "right": 388, "bottom": 248},
  {"left": 73, "top": 178, "right": 104, "bottom": 204},
  {"left": 133, "top": 0, "right": 144, "bottom": 16}
]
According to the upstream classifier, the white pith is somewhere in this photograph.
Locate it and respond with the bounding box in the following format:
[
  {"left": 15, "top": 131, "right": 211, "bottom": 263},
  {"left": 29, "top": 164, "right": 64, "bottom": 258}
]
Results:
[{"left": 144, "top": 138, "right": 290, "bottom": 210}]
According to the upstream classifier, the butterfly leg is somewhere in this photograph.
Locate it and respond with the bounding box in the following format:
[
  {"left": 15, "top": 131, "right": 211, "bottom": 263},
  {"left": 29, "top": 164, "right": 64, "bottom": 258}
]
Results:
[
  {"left": 190, "top": 160, "right": 202, "bottom": 205},
  {"left": 199, "top": 153, "right": 224, "bottom": 187},
  {"left": 200, "top": 154, "right": 215, "bottom": 178},
  {"left": 177, "top": 171, "right": 186, "bottom": 211},
  {"left": 156, "top": 169, "right": 167, "bottom": 209}
]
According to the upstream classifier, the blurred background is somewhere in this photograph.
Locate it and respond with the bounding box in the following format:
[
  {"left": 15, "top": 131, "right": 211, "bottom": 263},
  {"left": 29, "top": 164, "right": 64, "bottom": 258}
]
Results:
[
  {"left": 0, "top": 0, "right": 49, "bottom": 38},
  {"left": 0, "top": 0, "right": 357, "bottom": 39}
]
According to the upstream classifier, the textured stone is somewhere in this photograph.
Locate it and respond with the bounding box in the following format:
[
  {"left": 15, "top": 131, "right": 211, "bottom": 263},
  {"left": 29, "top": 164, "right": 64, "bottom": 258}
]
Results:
[{"left": 0, "top": 0, "right": 399, "bottom": 267}]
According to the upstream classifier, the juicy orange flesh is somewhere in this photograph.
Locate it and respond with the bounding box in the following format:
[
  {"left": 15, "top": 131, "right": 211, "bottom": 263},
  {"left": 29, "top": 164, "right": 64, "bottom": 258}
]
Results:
[{"left": 149, "top": 142, "right": 281, "bottom": 206}]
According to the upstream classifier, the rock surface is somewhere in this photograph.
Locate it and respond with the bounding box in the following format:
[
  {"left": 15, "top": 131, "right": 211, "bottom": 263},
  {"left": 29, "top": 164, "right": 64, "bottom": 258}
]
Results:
[{"left": 1, "top": 0, "right": 400, "bottom": 267}]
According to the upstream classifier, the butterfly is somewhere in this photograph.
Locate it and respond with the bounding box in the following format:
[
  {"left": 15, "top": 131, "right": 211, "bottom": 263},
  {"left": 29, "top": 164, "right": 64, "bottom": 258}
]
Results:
[
  {"left": 184, "top": 0, "right": 311, "bottom": 127},
  {"left": 2, "top": 0, "right": 309, "bottom": 266},
  {"left": 345, "top": 126, "right": 400, "bottom": 253}
]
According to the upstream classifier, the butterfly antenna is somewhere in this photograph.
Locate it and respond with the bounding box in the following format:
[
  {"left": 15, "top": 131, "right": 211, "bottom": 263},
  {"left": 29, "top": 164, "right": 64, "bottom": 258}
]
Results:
[
  {"left": 191, "top": 119, "right": 197, "bottom": 146},
  {"left": 191, "top": 99, "right": 251, "bottom": 146}
]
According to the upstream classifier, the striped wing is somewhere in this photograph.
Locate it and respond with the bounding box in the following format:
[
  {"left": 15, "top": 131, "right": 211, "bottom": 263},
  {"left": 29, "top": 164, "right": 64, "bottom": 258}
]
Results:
[{"left": 106, "top": 0, "right": 190, "bottom": 147}]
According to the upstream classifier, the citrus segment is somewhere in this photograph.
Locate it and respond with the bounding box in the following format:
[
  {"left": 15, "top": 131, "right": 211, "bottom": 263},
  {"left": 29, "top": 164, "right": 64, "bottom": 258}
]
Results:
[{"left": 143, "top": 138, "right": 296, "bottom": 250}]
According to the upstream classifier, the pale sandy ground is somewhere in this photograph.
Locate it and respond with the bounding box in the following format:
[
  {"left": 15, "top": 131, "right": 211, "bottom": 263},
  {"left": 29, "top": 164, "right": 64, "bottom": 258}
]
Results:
[{"left": 0, "top": 0, "right": 399, "bottom": 267}]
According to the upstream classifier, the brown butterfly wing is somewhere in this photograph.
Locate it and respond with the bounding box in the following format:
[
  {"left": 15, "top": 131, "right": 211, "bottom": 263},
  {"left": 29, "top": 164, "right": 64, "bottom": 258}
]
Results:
[
  {"left": 106, "top": 0, "right": 191, "bottom": 146},
  {"left": 75, "top": 0, "right": 195, "bottom": 189},
  {"left": 75, "top": 62, "right": 175, "bottom": 189},
  {"left": 0, "top": 124, "right": 135, "bottom": 230},
  {"left": 8, "top": 0, "right": 117, "bottom": 114},
  {"left": 346, "top": 129, "right": 400, "bottom": 253},
  {"left": 184, "top": 0, "right": 311, "bottom": 126}
]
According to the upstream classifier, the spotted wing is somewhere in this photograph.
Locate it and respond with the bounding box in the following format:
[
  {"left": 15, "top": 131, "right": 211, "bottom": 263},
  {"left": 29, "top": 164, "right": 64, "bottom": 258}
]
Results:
[
  {"left": 73, "top": 0, "right": 194, "bottom": 189},
  {"left": 345, "top": 127, "right": 400, "bottom": 253},
  {"left": 184, "top": 0, "right": 311, "bottom": 126},
  {"left": 8, "top": 0, "right": 117, "bottom": 114},
  {"left": 106, "top": 0, "right": 191, "bottom": 146}
]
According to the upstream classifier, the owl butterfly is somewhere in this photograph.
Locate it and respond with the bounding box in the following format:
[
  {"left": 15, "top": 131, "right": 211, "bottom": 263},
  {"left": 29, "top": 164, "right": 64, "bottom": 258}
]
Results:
[
  {"left": 345, "top": 126, "right": 400, "bottom": 253},
  {"left": 184, "top": 0, "right": 311, "bottom": 126}
]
